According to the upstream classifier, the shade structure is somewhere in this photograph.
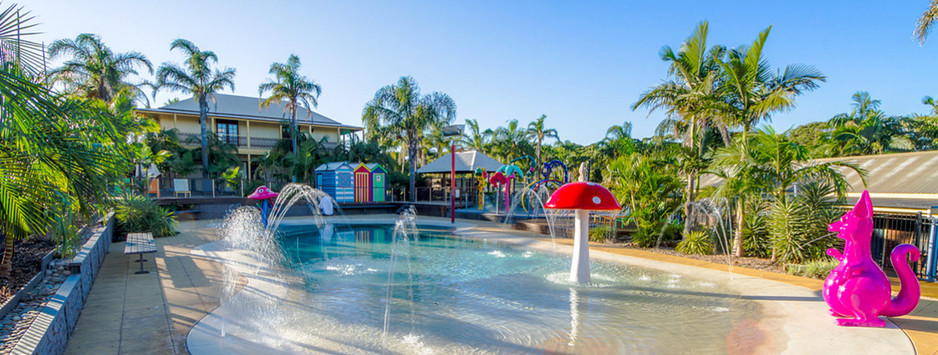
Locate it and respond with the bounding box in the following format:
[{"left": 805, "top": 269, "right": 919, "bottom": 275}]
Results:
[{"left": 416, "top": 150, "right": 505, "bottom": 174}]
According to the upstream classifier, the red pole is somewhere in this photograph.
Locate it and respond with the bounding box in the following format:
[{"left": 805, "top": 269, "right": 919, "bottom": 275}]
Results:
[{"left": 451, "top": 144, "right": 456, "bottom": 224}]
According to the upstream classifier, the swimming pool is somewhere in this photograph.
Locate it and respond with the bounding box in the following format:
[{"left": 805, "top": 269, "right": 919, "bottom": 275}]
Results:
[{"left": 263, "top": 223, "right": 760, "bottom": 354}]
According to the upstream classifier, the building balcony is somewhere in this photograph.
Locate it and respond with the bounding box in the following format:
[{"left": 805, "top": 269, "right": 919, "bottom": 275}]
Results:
[{"left": 176, "top": 133, "right": 336, "bottom": 151}]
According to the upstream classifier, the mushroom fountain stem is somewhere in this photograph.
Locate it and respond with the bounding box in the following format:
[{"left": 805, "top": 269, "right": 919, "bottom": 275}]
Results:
[{"left": 570, "top": 209, "right": 590, "bottom": 284}]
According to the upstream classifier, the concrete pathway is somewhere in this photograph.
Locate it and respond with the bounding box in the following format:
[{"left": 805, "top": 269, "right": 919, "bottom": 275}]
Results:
[
  {"left": 64, "top": 220, "right": 224, "bottom": 355},
  {"left": 63, "top": 241, "right": 172, "bottom": 354}
]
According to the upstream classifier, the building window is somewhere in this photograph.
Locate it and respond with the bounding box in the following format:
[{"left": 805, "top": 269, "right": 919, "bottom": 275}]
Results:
[{"left": 216, "top": 119, "right": 239, "bottom": 145}]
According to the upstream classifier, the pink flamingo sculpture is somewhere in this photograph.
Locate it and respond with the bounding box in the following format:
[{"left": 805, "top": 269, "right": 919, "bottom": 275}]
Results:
[{"left": 823, "top": 190, "right": 920, "bottom": 327}]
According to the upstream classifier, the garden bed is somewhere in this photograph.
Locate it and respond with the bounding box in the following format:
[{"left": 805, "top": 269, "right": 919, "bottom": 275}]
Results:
[{"left": 0, "top": 239, "right": 56, "bottom": 306}]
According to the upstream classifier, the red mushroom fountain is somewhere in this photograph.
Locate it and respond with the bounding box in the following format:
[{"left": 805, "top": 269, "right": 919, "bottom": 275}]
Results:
[{"left": 545, "top": 169, "right": 620, "bottom": 284}]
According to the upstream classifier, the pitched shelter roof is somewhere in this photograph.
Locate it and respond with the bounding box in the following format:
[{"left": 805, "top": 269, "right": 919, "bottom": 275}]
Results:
[
  {"left": 417, "top": 150, "right": 505, "bottom": 174},
  {"left": 365, "top": 163, "right": 386, "bottom": 172},
  {"left": 137, "top": 93, "right": 361, "bottom": 131}
]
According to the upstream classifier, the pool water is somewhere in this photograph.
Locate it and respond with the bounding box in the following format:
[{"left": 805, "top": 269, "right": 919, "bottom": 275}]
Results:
[{"left": 261, "top": 223, "right": 760, "bottom": 354}]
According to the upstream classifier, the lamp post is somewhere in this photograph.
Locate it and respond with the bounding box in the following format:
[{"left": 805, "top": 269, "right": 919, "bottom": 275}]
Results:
[{"left": 442, "top": 124, "right": 465, "bottom": 224}]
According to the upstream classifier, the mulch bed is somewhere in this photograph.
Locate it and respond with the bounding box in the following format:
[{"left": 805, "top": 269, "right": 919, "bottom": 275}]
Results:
[
  {"left": 0, "top": 239, "right": 56, "bottom": 303},
  {"left": 625, "top": 244, "right": 785, "bottom": 273}
]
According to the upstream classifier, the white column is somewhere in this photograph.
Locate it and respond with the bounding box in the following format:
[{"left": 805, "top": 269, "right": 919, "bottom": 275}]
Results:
[{"left": 570, "top": 209, "right": 590, "bottom": 283}]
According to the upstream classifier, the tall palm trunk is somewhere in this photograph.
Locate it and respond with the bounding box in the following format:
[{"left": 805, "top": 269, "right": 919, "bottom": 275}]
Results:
[
  {"left": 683, "top": 170, "right": 696, "bottom": 237},
  {"left": 408, "top": 129, "right": 417, "bottom": 202},
  {"left": 198, "top": 95, "right": 210, "bottom": 178},
  {"left": 535, "top": 136, "right": 542, "bottom": 168},
  {"left": 734, "top": 196, "right": 744, "bottom": 257},
  {"left": 291, "top": 102, "right": 298, "bottom": 183},
  {"left": 0, "top": 234, "right": 13, "bottom": 277}
]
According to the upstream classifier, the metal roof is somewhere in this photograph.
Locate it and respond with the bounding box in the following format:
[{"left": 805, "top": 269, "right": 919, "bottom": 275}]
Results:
[
  {"left": 699, "top": 150, "right": 938, "bottom": 210},
  {"left": 417, "top": 150, "right": 505, "bottom": 174},
  {"left": 315, "top": 161, "right": 353, "bottom": 171},
  {"left": 138, "top": 93, "right": 361, "bottom": 131},
  {"left": 815, "top": 150, "right": 938, "bottom": 195}
]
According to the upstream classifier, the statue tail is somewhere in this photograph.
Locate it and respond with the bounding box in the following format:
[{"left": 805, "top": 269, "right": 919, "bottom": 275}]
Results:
[{"left": 881, "top": 244, "right": 921, "bottom": 317}]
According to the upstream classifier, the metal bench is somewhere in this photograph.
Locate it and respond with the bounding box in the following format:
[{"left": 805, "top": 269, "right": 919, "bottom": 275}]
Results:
[{"left": 124, "top": 232, "right": 156, "bottom": 274}]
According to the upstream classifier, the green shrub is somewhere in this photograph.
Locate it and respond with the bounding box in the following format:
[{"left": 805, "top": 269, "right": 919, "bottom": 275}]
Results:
[
  {"left": 768, "top": 182, "right": 839, "bottom": 264},
  {"left": 676, "top": 230, "right": 713, "bottom": 255},
  {"left": 787, "top": 258, "right": 838, "bottom": 279},
  {"left": 741, "top": 198, "right": 770, "bottom": 258},
  {"left": 115, "top": 195, "right": 178, "bottom": 238},
  {"left": 589, "top": 225, "right": 613, "bottom": 242}
]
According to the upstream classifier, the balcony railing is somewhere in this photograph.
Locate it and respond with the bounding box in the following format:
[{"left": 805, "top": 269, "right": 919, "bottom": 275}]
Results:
[{"left": 176, "top": 133, "right": 281, "bottom": 150}]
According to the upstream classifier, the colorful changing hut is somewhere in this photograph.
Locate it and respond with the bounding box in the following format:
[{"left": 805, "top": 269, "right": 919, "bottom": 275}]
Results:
[
  {"left": 365, "top": 163, "right": 387, "bottom": 202},
  {"left": 352, "top": 163, "right": 388, "bottom": 202},
  {"left": 315, "top": 162, "right": 354, "bottom": 202},
  {"left": 353, "top": 163, "right": 372, "bottom": 202}
]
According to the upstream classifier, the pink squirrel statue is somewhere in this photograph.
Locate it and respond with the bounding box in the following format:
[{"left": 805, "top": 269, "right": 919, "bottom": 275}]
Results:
[{"left": 823, "top": 190, "right": 921, "bottom": 327}]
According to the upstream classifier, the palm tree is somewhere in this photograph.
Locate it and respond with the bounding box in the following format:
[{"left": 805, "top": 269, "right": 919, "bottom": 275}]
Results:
[
  {"left": 633, "top": 21, "right": 726, "bottom": 236},
  {"left": 48, "top": 33, "right": 153, "bottom": 104},
  {"left": 258, "top": 54, "right": 321, "bottom": 182},
  {"left": 155, "top": 39, "right": 236, "bottom": 178},
  {"left": 526, "top": 114, "right": 559, "bottom": 167},
  {"left": 459, "top": 119, "right": 492, "bottom": 152},
  {"left": 718, "top": 26, "right": 825, "bottom": 138},
  {"left": 916, "top": 1, "right": 938, "bottom": 44},
  {"left": 827, "top": 92, "right": 912, "bottom": 155},
  {"left": 362, "top": 76, "right": 456, "bottom": 202},
  {"left": 712, "top": 127, "right": 864, "bottom": 258}
]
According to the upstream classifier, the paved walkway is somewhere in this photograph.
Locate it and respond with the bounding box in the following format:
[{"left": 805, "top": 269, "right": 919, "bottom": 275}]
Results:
[
  {"left": 64, "top": 220, "right": 224, "bottom": 355},
  {"left": 63, "top": 217, "right": 938, "bottom": 354}
]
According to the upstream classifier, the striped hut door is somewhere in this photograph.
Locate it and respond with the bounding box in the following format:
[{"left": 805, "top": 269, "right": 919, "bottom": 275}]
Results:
[{"left": 355, "top": 171, "right": 370, "bottom": 202}]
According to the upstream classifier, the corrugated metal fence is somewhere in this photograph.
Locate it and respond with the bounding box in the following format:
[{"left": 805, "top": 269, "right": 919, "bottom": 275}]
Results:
[{"left": 870, "top": 212, "right": 938, "bottom": 282}]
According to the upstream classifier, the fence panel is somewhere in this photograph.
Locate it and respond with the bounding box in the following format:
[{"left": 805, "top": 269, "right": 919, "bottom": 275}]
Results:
[{"left": 870, "top": 212, "right": 935, "bottom": 280}]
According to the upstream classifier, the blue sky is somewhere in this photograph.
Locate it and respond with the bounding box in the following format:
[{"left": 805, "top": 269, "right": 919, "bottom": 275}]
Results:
[{"left": 26, "top": 0, "right": 938, "bottom": 144}]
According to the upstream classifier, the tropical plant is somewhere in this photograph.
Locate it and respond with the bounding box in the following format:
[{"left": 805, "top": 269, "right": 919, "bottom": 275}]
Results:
[
  {"left": 828, "top": 92, "right": 913, "bottom": 155},
  {"left": 155, "top": 39, "right": 236, "bottom": 178},
  {"left": 221, "top": 167, "right": 242, "bottom": 193},
  {"left": 767, "top": 181, "right": 840, "bottom": 264},
  {"left": 258, "top": 54, "right": 321, "bottom": 182},
  {"left": 787, "top": 258, "right": 838, "bottom": 279},
  {"left": 184, "top": 132, "right": 240, "bottom": 178},
  {"left": 526, "top": 114, "right": 559, "bottom": 167},
  {"left": 114, "top": 195, "right": 177, "bottom": 238},
  {"left": 589, "top": 225, "right": 614, "bottom": 243},
  {"left": 48, "top": 33, "right": 153, "bottom": 104},
  {"left": 632, "top": 21, "right": 727, "bottom": 236},
  {"left": 676, "top": 230, "right": 713, "bottom": 255},
  {"left": 0, "top": 4, "right": 146, "bottom": 276},
  {"left": 489, "top": 119, "right": 534, "bottom": 162},
  {"left": 605, "top": 152, "right": 683, "bottom": 247},
  {"left": 712, "top": 126, "right": 863, "bottom": 258},
  {"left": 362, "top": 76, "right": 456, "bottom": 202},
  {"left": 915, "top": 1, "right": 938, "bottom": 44},
  {"left": 459, "top": 119, "right": 493, "bottom": 152}
]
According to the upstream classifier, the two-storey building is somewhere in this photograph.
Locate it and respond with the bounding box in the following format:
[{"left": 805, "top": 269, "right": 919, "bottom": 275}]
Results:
[{"left": 136, "top": 93, "right": 361, "bottom": 178}]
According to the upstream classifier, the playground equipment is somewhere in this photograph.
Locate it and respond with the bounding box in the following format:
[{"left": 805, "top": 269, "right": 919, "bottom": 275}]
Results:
[
  {"left": 496, "top": 164, "right": 525, "bottom": 213},
  {"left": 488, "top": 171, "right": 509, "bottom": 213},
  {"left": 521, "top": 159, "right": 569, "bottom": 213},
  {"left": 509, "top": 155, "right": 537, "bottom": 184},
  {"left": 474, "top": 168, "right": 487, "bottom": 210},
  {"left": 247, "top": 186, "right": 279, "bottom": 228},
  {"left": 823, "top": 190, "right": 920, "bottom": 327}
]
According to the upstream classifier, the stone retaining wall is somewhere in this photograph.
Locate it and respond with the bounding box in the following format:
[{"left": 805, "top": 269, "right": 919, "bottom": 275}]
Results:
[{"left": 11, "top": 213, "right": 114, "bottom": 355}]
